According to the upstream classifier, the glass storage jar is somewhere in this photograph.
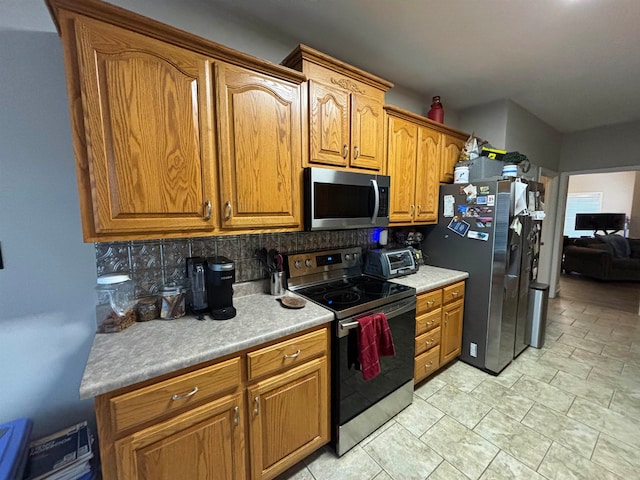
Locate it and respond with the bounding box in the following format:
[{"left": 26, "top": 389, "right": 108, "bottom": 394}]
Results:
[
  {"left": 95, "top": 274, "right": 136, "bottom": 333},
  {"left": 136, "top": 296, "right": 159, "bottom": 322},
  {"left": 159, "top": 283, "right": 186, "bottom": 319}
]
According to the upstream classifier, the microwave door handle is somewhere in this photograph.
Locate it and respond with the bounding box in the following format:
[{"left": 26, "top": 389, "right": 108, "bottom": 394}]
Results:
[{"left": 370, "top": 178, "right": 380, "bottom": 224}]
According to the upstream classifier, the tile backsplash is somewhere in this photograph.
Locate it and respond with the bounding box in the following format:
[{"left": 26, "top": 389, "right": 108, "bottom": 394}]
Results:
[{"left": 96, "top": 229, "right": 379, "bottom": 298}]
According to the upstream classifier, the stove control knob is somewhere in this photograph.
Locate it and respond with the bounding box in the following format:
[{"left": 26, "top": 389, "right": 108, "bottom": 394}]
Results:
[
  {"left": 305, "top": 259, "right": 313, "bottom": 267},
  {"left": 344, "top": 254, "right": 351, "bottom": 261},
  {"left": 294, "top": 260, "right": 302, "bottom": 269}
]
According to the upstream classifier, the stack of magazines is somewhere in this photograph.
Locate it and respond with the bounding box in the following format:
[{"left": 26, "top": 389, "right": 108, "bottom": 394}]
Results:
[{"left": 23, "top": 421, "right": 96, "bottom": 480}]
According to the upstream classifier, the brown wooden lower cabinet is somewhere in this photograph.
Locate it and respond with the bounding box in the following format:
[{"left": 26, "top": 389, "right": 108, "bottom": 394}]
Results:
[
  {"left": 95, "top": 325, "right": 330, "bottom": 480},
  {"left": 414, "top": 280, "right": 466, "bottom": 385},
  {"left": 115, "top": 393, "right": 246, "bottom": 480},
  {"left": 441, "top": 299, "right": 464, "bottom": 365},
  {"left": 247, "top": 357, "right": 329, "bottom": 480}
]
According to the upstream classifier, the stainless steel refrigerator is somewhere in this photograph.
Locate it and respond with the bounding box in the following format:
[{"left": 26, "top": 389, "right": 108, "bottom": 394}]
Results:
[{"left": 421, "top": 178, "right": 544, "bottom": 374}]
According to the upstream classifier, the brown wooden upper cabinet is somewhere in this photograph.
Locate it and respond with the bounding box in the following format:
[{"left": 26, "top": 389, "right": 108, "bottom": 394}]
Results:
[
  {"left": 47, "top": 0, "right": 306, "bottom": 241},
  {"left": 216, "top": 64, "right": 302, "bottom": 230},
  {"left": 59, "top": 12, "right": 218, "bottom": 240},
  {"left": 282, "top": 45, "right": 393, "bottom": 172},
  {"left": 385, "top": 107, "right": 440, "bottom": 225},
  {"left": 440, "top": 133, "right": 467, "bottom": 184}
]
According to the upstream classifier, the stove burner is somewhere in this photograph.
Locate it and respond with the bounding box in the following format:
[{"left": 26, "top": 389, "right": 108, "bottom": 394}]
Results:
[
  {"left": 356, "top": 283, "right": 387, "bottom": 296},
  {"left": 346, "top": 276, "right": 374, "bottom": 285},
  {"left": 324, "top": 291, "right": 361, "bottom": 305},
  {"left": 302, "top": 285, "right": 327, "bottom": 295},
  {"left": 327, "top": 279, "right": 350, "bottom": 289}
]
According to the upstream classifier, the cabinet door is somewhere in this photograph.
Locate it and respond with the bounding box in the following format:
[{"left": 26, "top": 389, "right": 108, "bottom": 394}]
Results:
[
  {"left": 441, "top": 299, "right": 464, "bottom": 365},
  {"left": 72, "top": 15, "right": 217, "bottom": 236},
  {"left": 247, "top": 357, "right": 329, "bottom": 480},
  {"left": 440, "top": 134, "right": 465, "bottom": 183},
  {"left": 115, "top": 394, "right": 245, "bottom": 480},
  {"left": 414, "top": 127, "right": 440, "bottom": 223},
  {"left": 216, "top": 64, "right": 302, "bottom": 229},
  {"left": 350, "top": 93, "right": 384, "bottom": 171},
  {"left": 387, "top": 116, "right": 418, "bottom": 223},
  {"left": 308, "top": 80, "right": 350, "bottom": 167}
]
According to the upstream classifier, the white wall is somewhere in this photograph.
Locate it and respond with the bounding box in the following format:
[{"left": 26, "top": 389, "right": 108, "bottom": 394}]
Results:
[
  {"left": 505, "top": 101, "right": 562, "bottom": 172},
  {"left": 458, "top": 99, "right": 509, "bottom": 149},
  {"left": 457, "top": 99, "right": 562, "bottom": 172},
  {"left": 568, "top": 172, "right": 636, "bottom": 216},
  {"left": 561, "top": 120, "right": 640, "bottom": 172},
  {"left": 0, "top": 31, "right": 96, "bottom": 437}
]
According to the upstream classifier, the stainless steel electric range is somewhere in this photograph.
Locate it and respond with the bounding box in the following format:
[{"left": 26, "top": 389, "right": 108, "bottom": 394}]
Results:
[{"left": 286, "top": 247, "right": 416, "bottom": 456}]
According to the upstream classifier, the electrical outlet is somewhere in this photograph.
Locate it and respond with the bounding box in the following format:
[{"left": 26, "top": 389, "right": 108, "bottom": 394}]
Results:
[{"left": 470, "top": 342, "right": 477, "bottom": 357}]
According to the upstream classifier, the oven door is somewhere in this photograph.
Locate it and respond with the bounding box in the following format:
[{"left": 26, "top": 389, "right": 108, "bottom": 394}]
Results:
[
  {"left": 333, "top": 296, "right": 416, "bottom": 435},
  {"left": 304, "top": 167, "right": 390, "bottom": 231}
]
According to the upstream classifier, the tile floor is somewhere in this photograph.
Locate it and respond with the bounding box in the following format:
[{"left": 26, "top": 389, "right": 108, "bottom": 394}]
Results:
[{"left": 277, "top": 286, "right": 640, "bottom": 479}]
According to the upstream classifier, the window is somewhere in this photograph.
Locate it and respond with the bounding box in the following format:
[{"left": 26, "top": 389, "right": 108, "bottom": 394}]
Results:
[{"left": 563, "top": 192, "right": 602, "bottom": 237}]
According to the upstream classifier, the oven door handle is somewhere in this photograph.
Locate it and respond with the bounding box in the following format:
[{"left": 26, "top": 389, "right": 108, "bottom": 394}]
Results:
[
  {"left": 370, "top": 178, "right": 380, "bottom": 224},
  {"left": 339, "top": 320, "right": 360, "bottom": 332},
  {"left": 338, "top": 297, "right": 416, "bottom": 335}
]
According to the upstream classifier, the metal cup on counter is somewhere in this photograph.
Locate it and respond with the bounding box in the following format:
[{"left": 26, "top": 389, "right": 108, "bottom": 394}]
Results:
[
  {"left": 257, "top": 247, "right": 286, "bottom": 296},
  {"left": 270, "top": 271, "right": 286, "bottom": 296}
]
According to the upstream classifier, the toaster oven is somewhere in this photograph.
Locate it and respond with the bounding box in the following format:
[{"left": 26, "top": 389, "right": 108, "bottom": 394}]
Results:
[{"left": 364, "top": 247, "right": 418, "bottom": 279}]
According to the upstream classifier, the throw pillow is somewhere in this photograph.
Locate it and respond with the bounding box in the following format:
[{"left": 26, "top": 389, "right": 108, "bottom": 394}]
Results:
[{"left": 596, "top": 234, "right": 631, "bottom": 258}]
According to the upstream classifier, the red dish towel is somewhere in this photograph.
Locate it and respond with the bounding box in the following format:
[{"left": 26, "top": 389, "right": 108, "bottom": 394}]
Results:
[{"left": 357, "top": 313, "right": 396, "bottom": 381}]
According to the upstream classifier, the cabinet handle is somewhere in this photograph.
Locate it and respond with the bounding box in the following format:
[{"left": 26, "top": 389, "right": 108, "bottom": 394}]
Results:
[
  {"left": 284, "top": 349, "right": 301, "bottom": 359},
  {"left": 426, "top": 340, "right": 433, "bottom": 347},
  {"left": 417, "top": 205, "right": 422, "bottom": 215},
  {"left": 342, "top": 144, "right": 348, "bottom": 159},
  {"left": 451, "top": 290, "right": 459, "bottom": 297},
  {"left": 353, "top": 145, "right": 360, "bottom": 160},
  {"left": 254, "top": 396, "right": 260, "bottom": 415},
  {"left": 427, "top": 300, "right": 434, "bottom": 306},
  {"left": 171, "top": 386, "right": 198, "bottom": 401},
  {"left": 425, "top": 361, "right": 433, "bottom": 368},
  {"left": 203, "top": 200, "right": 212, "bottom": 220},
  {"left": 410, "top": 205, "right": 415, "bottom": 216},
  {"left": 426, "top": 320, "right": 433, "bottom": 326},
  {"left": 234, "top": 405, "right": 240, "bottom": 425},
  {"left": 225, "top": 201, "right": 232, "bottom": 220}
]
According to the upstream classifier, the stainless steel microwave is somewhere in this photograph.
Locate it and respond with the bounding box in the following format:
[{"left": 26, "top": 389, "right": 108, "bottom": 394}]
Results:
[{"left": 304, "top": 167, "right": 390, "bottom": 231}]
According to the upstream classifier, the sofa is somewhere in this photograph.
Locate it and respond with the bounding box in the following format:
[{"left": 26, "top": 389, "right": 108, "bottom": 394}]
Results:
[{"left": 563, "top": 235, "right": 640, "bottom": 281}]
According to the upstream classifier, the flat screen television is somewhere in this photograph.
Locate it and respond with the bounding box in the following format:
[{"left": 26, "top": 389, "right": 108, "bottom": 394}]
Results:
[{"left": 575, "top": 213, "right": 626, "bottom": 233}]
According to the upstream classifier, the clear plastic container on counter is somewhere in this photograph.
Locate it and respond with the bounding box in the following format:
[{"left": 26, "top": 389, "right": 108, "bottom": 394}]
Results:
[
  {"left": 96, "top": 274, "right": 136, "bottom": 333},
  {"left": 159, "top": 283, "right": 186, "bottom": 319}
]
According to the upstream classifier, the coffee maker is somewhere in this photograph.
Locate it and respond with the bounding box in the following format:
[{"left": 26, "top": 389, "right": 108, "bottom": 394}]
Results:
[
  {"left": 205, "top": 256, "right": 236, "bottom": 320},
  {"left": 185, "top": 257, "right": 208, "bottom": 315}
]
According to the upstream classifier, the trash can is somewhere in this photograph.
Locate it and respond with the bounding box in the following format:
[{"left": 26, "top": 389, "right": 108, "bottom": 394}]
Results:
[{"left": 526, "top": 282, "right": 549, "bottom": 348}]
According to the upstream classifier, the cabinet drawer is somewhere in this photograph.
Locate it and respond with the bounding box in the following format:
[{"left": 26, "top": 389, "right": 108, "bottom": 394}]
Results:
[
  {"left": 414, "top": 346, "right": 441, "bottom": 384},
  {"left": 443, "top": 281, "right": 465, "bottom": 304},
  {"left": 415, "top": 326, "right": 441, "bottom": 356},
  {"left": 110, "top": 357, "right": 241, "bottom": 434},
  {"left": 247, "top": 328, "right": 328, "bottom": 381},
  {"left": 417, "top": 290, "right": 442, "bottom": 314},
  {"left": 415, "top": 308, "right": 441, "bottom": 336}
]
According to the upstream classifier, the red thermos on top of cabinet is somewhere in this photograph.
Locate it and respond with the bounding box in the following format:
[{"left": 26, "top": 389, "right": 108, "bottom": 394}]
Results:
[{"left": 427, "top": 96, "right": 444, "bottom": 123}]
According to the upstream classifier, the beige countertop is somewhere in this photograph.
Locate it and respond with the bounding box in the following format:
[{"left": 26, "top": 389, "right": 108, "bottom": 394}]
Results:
[
  {"left": 391, "top": 265, "right": 469, "bottom": 293},
  {"left": 79, "top": 264, "right": 468, "bottom": 399}
]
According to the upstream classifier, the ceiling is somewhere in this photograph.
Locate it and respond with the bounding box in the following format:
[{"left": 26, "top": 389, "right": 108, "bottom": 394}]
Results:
[{"left": 5, "top": 0, "right": 640, "bottom": 133}]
